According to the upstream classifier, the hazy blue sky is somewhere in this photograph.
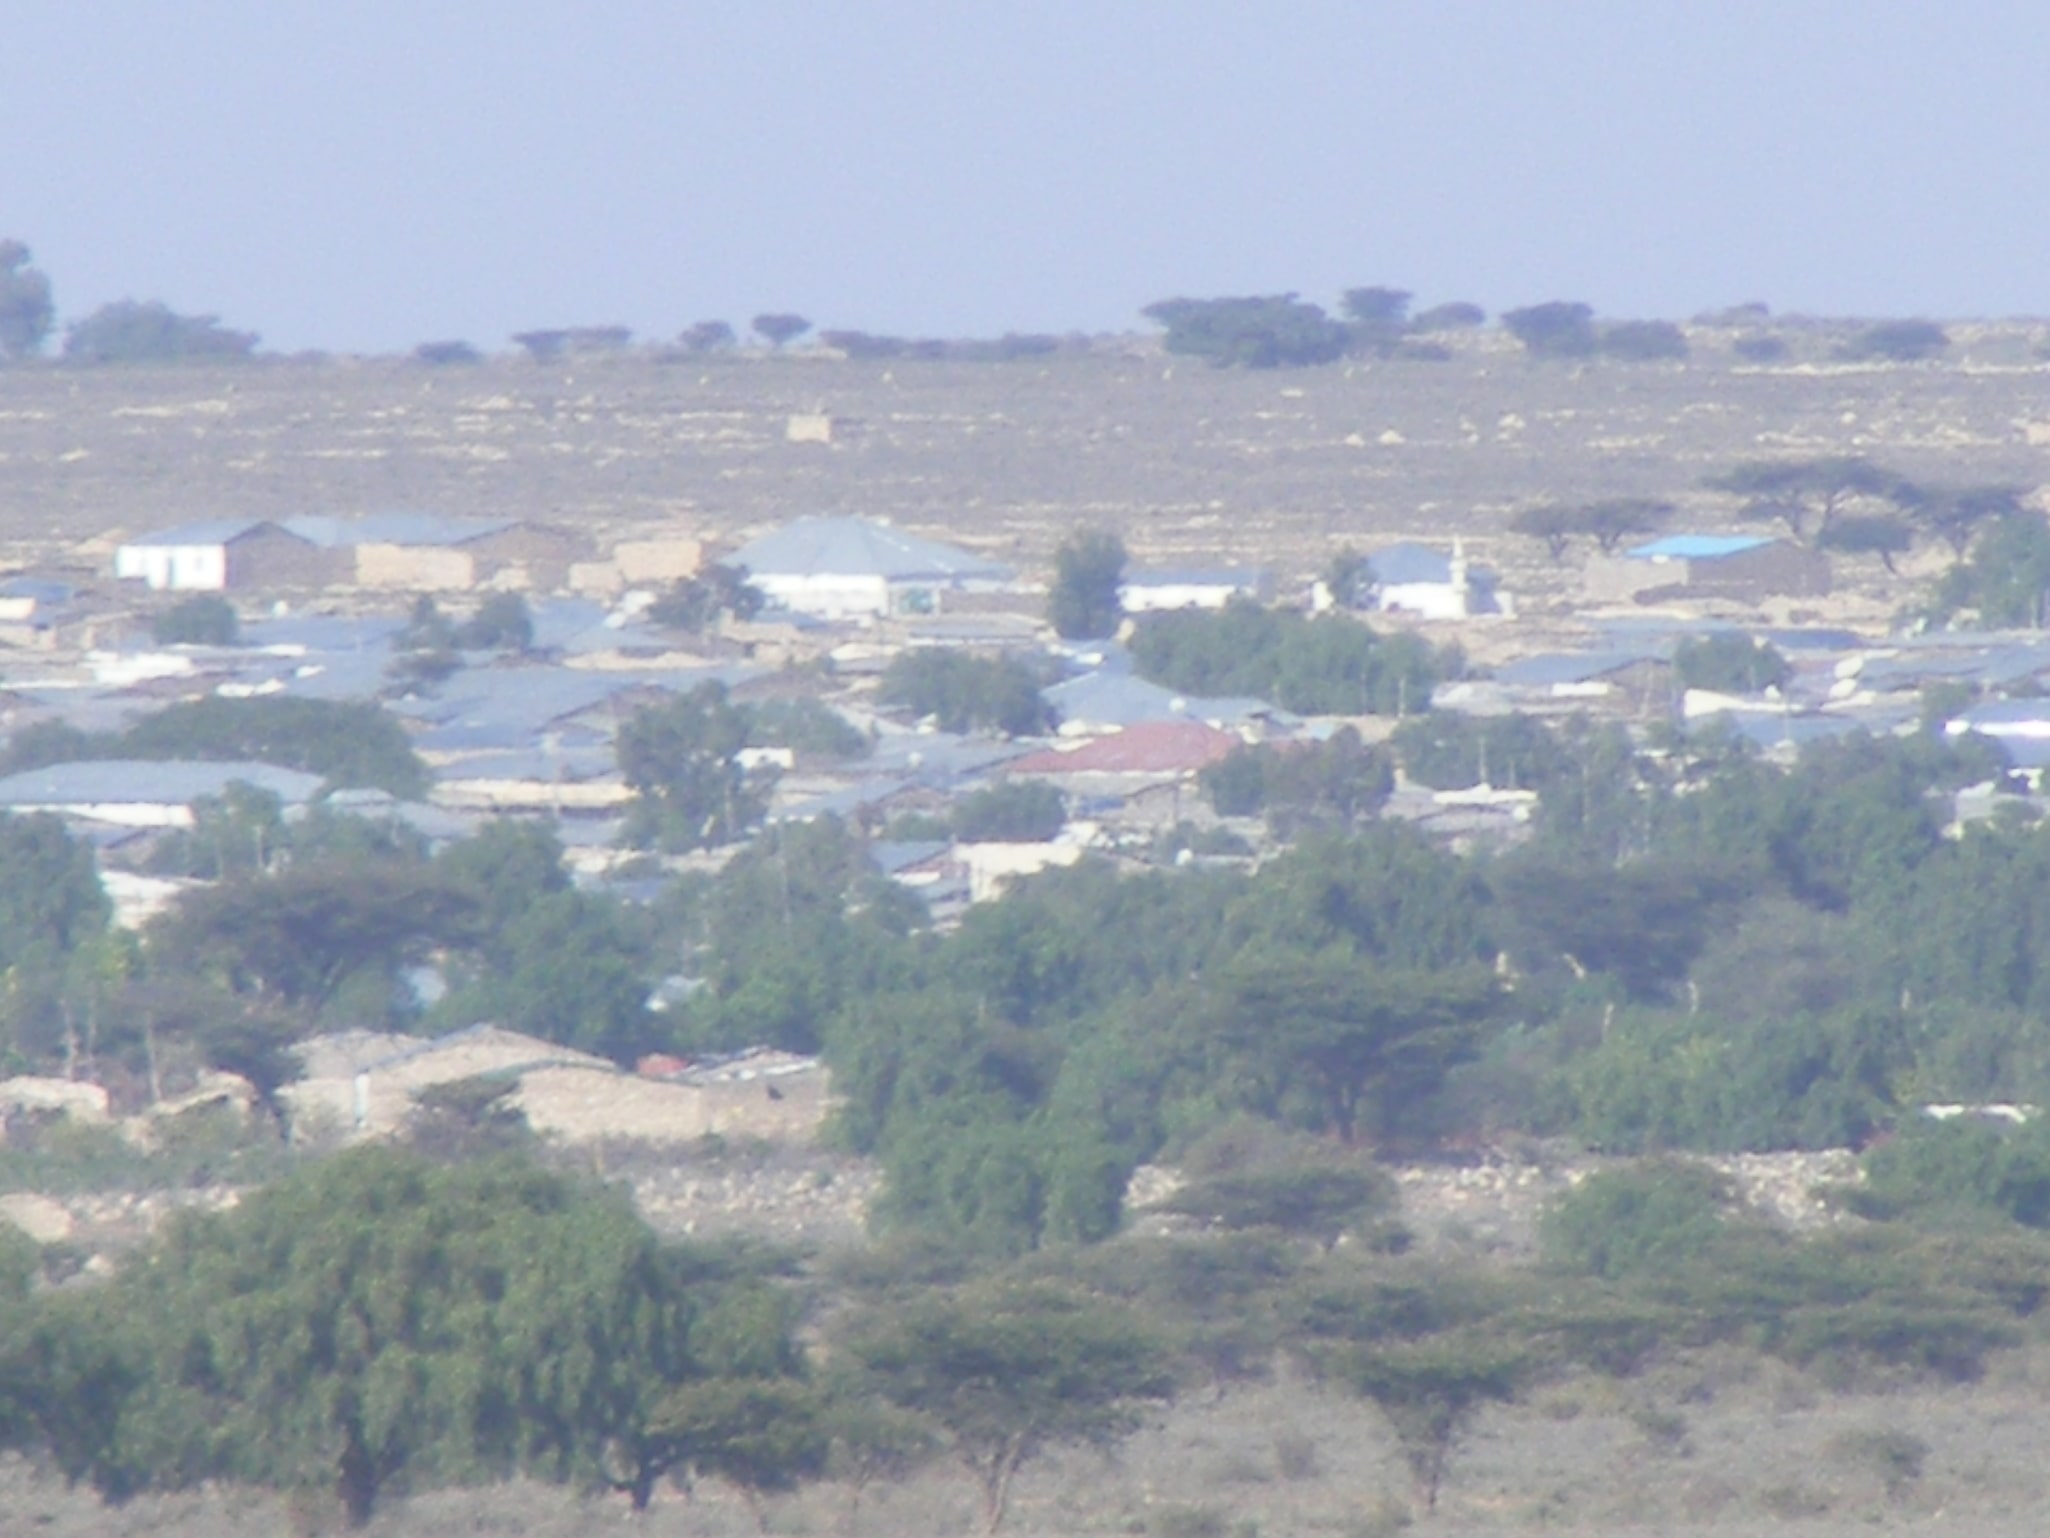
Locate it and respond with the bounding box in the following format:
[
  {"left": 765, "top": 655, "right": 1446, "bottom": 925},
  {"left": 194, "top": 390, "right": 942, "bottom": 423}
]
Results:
[{"left": 6, "top": 3, "right": 2047, "bottom": 354}]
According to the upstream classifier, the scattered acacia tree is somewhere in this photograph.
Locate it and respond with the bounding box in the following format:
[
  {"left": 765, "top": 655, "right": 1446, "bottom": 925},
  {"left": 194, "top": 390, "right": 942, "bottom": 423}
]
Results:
[
  {"left": 1705, "top": 456, "right": 1911, "bottom": 544},
  {"left": 618, "top": 681, "right": 777, "bottom": 850},
  {"left": 752, "top": 313, "right": 811, "bottom": 349},
  {"left": 843, "top": 1281, "right": 1171, "bottom": 1532},
  {"left": 0, "top": 240, "right": 54, "bottom": 359},
  {"left": 63, "top": 301, "right": 257, "bottom": 364},
  {"left": 149, "top": 858, "right": 480, "bottom": 1019},
  {"left": 1513, "top": 498, "right": 1671, "bottom": 560},
  {"left": 411, "top": 339, "right": 480, "bottom": 365},
  {"left": 1340, "top": 286, "right": 1412, "bottom": 354},
  {"left": 1340, "top": 1332, "right": 1530, "bottom": 1513},
  {"left": 1838, "top": 319, "right": 1948, "bottom": 362},
  {"left": 1904, "top": 483, "right": 2028, "bottom": 561},
  {"left": 1289, "top": 1264, "right": 1531, "bottom": 1514},
  {"left": 150, "top": 594, "right": 238, "bottom": 646},
  {"left": 1141, "top": 295, "right": 1350, "bottom": 368},
  {"left": 1047, "top": 529, "right": 1127, "bottom": 639},
  {"left": 678, "top": 319, "right": 737, "bottom": 353},
  {"left": 1199, "top": 953, "right": 1499, "bottom": 1146},
  {"left": 510, "top": 326, "right": 631, "bottom": 361},
  {"left": 1411, "top": 301, "right": 1486, "bottom": 331},
  {"left": 1598, "top": 320, "right": 1688, "bottom": 361},
  {"left": 1819, "top": 513, "right": 1915, "bottom": 573},
  {"left": 1502, "top": 301, "right": 1597, "bottom": 359}
]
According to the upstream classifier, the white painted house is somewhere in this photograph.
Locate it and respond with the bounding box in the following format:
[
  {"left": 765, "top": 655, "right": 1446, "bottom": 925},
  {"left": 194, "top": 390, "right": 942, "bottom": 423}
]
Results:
[
  {"left": 728, "top": 517, "right": 1012, "bottom": 621},
  {"left": 113, "top": 519, "right": 333, "bottom": 591},
  {"left": 1120, "top": 567, "right": 1271, "bottom": 613},
  {"left": 1364, "top": 541, "right": 1507, "bottom": 619}
]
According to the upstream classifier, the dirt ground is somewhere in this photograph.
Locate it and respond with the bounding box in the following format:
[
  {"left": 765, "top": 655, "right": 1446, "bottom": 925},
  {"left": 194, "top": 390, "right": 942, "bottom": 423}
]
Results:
[
  {"left": 2, "top": 336, "right": 2047, "bottom": 605},
  {"left": 10, "top": 1348, "right": 2050, "bottom": 1536}
]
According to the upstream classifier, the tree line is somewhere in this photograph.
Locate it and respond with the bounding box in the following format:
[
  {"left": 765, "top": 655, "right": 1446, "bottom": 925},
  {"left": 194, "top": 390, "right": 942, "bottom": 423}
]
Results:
[{"left": 4, "top": 1114, "right": 2049, "bottom": 1526}]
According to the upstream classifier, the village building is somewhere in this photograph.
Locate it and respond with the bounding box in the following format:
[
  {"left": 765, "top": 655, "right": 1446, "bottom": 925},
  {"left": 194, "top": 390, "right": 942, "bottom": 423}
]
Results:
[
  {"left": 728, "top": 516, "right": 1013, "bottom": 621},
  {"left": 284, "top": 513, "right": 588, "bottom": 592},
  {"left": 1363, "top": 541, "right": 1507, "bottom": 619},
  {"left": 1120, "top": 566, "right": 1271, "bottom": 613},
  {"left": 113, "top": 520, "right": 343, "bottom": 592},
  {"left": 1585, "top": 534, "right": 1832, "bottom": 604}
]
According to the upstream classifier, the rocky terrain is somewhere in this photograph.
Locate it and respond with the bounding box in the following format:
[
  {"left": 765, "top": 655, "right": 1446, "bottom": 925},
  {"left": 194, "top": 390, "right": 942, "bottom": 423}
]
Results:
[{"left": 3, "top": 332, "right": 2048, "bottom": 597}]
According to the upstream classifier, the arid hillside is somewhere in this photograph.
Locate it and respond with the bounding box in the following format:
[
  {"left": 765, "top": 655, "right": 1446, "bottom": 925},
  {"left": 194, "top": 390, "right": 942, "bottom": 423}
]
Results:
[{"left": 2, "top": 331, "right": 2046, "bottom": 589}]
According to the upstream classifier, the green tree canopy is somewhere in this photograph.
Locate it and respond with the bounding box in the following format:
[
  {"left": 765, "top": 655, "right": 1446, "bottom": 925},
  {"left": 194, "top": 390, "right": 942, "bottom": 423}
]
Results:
[
  {"left": 752, "top": 313, "right": 811, "bottom": 348},
  {"left": 149, "top": 858, "right": 479, "bottom": 1017},
  {"left": 1196, "top": 952, "right": 1500, "bottom": 1145},
  {"left": 64, "top": 300, "right": 257, "bottom": 364},
  {"left": 1673, "top": 632, "right": 1791, "bottom": 694},
  {"left": 150, "top": 595, "right": 239, "bottom": 646},
  {"left": 952, "top": 781, "right": 1066, "bottom": 843},
  {"left": 877, "top": 651, "right": 1053, "bottom": 737},
  {"left": 1837, "top": 319, "right": 1949, "bottom": 362},
  {"left": 842, "top": 1280, "right": 1171, "bottom": 1531},
  {"left": 618, "top": 681, "right": 777, "bottom": 850},
  {"left": 1502, "top": 301, "right": 1597, "bottom": 359},
  {"left": 1598, "top": 319, "right": 1688, "bottom": 361},
  {"left": 1705, "top": 456, "right": 1911, "bottom": 543},
  {"left": 0, "top": 240, "right": 54, "bottom": 360},
  {"left": 1047, "top": 529, "right": 1127, "bottom": 640},
  {"left": 1141, "top": 295, "right": 1350, "bottom": 368},
  {"left": 453, "top": 592, "right": 533, "bottom": 651},
  {"left": 1130, "top": 603, "right": 1450, "bottom": 716}
]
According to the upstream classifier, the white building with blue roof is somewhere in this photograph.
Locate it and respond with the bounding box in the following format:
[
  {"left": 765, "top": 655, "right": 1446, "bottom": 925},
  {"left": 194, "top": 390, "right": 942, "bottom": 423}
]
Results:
[{"left": 728, "top": 517, "right": 1014, "bottom": 621}]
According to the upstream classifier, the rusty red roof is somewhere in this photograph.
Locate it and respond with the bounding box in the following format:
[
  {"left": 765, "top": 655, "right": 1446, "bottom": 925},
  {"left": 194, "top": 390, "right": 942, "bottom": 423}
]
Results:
[{"left": 1007, "top": 720, "right": 1242, "bottom": 776}]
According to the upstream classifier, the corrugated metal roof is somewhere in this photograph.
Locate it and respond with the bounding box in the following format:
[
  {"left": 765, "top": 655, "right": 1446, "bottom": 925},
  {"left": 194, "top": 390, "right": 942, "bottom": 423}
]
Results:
[
  {"left": 1627, "top": 534, "right": 1774, "bottom": 560},
  {"left": 0, "top": 760, "right": 325, "bottom": 807},
  {"left": 1008, "top": 720, "right": 1242, "bottom": 775},
  {"left": 1368, "top": 542, "right": 1455, "bottom": 586},
  {"left": 1495, "top": 650, "right": 1667, "bottom": 687},
  {"left": 1043, "top": 670, "right": 1273, "bottom": 729},
  {"left": 121, "top": 519, "right": 275, "bottom": 548},
  {"left": 730, "top": 517, "right": 1010, "bottom": 581},
  {"left": 284, "top": 513, "right": 517, "bottom": 549}
]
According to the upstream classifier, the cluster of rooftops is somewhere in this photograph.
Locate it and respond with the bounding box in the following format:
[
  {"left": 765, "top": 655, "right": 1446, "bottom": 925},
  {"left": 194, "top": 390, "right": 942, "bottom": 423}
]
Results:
[{"left": 0, "top": 508, "right": 2031, "bottom": 922}]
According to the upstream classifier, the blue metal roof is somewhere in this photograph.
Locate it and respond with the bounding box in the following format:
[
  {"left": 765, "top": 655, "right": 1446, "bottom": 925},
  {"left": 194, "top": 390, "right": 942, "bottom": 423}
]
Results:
[
  {"left": 730, "top": 518, "right": 1010, "bottom": 581},
  {"left": 1368, "top": 543, "right": 1455, "bottom": 586},
  {"left": 1627, "top": 534, "right": 1773, "bottom": 560},
  {"left": 1495, "top": 650, "right": 1667, "bottom": 687},
  {"left": 1042, "top": 670, "right": 1273, "bottom": 729},
  {"left": 0, "top": 760, "right": 325, "bottom": 807},
  {"left": 121, "top": 519, "right": 274, "bottom": 548},
  {"left": 283, "top": 513, "right": 517, "bottom": 549}
]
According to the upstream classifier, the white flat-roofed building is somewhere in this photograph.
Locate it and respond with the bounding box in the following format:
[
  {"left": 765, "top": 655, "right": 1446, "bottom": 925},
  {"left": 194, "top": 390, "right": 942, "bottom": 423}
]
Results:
[{"left": 729, "top": 517, "right": 1013, "bottom": 621}]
